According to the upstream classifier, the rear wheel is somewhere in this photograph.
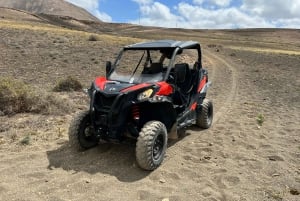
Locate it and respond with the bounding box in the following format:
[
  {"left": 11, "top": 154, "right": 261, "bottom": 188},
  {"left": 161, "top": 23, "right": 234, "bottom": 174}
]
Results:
[
  {"left": 69, "top": 110, "right": 98, "bottom": 150},
  {"left": 136, "top": 121, "right": 168, "bottom": 170},
  {"left": 196, "top": 99, "right": 213, "bottom": 129}
]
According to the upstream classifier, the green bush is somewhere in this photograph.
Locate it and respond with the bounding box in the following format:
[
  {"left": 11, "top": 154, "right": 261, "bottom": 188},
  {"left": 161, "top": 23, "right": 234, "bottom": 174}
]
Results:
[
  {"left": 256, "top": 113, "right": 265, "bottom": 126},
  {"left": 53, "top": 76, "right": 83, "bottom": 92},
  {"left": 20, "top": 135, "right": 31, "bottom": 145}
]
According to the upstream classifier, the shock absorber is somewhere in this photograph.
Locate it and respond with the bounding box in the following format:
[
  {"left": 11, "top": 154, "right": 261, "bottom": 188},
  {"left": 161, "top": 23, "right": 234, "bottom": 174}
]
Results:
[{"left": 132, "top": 105, "right": 140, "bottom": 121}]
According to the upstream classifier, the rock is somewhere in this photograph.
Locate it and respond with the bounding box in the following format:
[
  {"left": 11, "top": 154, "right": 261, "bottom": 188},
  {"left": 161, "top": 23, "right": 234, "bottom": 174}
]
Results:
[
  {"left": 272, "top": 173, "right": 280, "bottom": 177},
  {"left": 204, "top": 156, "right": 211, "bottom": 160},
  {"left": 159, "top": 178, "right": 166, "bottom": 183},
  {"left": 268, "top": 155, "right": 284, "bottom": 161},
  {"left": 290, "top": 188, "right": 299, "bottom": 195}
]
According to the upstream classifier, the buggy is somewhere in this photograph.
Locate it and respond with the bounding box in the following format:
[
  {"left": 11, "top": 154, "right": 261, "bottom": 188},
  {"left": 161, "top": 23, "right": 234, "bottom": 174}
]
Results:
[{"left": 69, "top": 40, "right": 213, "bottom": 170}]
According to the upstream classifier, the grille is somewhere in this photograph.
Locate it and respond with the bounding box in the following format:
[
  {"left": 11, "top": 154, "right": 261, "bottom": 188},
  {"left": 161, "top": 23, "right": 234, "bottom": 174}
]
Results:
[{"left": 94, "top": 92, "right": 117, "bottom": 111}]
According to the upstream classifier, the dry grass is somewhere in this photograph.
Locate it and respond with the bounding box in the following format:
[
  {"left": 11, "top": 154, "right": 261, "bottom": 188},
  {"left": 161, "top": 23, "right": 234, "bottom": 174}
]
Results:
[
  {"left": 36, "top": 92, "right": 73, "bottom": 115},
  {"left": 226, "top": 45, "right": 300, "bottom": 55},
  {"left": 53, "top": 76, "right": 83, "bottom": 92},
  {"left": 0, "top": 19, "right": 139, "bottom": 45},
  {"left": 0, "top": 77, "right": 73, "bottom": 115},
  {"left": 20, "top": 135, "right": 31, "bottom": 145},
  {"left": 0, "top": 77, "right": 36, "bottom": 115},
  {"left": 88, "top": 34, "right": 99, "bottom": 41}
]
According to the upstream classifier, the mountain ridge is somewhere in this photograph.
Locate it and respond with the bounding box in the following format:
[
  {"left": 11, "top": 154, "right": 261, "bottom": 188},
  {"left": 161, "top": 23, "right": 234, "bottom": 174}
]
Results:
[{"left": 0, "top": 0, "right": 100, "bottom": 21}]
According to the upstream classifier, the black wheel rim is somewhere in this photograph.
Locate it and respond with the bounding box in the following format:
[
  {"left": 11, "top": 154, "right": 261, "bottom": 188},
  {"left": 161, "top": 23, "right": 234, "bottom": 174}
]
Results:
[
  {"left": 153, "top": 133, "right": 164, "bottom": 161},
  {"left": 80, "top": 120, "right": 94, "bottom": 142}
]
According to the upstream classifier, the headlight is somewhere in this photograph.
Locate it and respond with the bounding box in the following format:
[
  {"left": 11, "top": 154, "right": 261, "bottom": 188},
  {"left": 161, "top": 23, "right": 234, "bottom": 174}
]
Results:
[{"left": 137, "top": 89, "right": 154, "bottom": 101}]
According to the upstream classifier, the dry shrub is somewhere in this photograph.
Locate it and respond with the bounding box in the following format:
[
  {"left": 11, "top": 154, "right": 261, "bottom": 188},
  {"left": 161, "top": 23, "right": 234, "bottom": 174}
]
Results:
[
  {"left": 53, "top": 76, "right": 83, "bottom": 92},
  {"left": 207, "top": 44, "right": 217, "bottom": 48},
  {"left": 33, "top": 92, "right": 73, "bottom": 115},
  {"left": 0, "top": 77, "right": 72, "bottom": 115},
  {"left": 0, "top": 77, "right": 35, "bottom": 115},
  {"left": 88, "top": 34, "right": 98, "bottom": 41}
]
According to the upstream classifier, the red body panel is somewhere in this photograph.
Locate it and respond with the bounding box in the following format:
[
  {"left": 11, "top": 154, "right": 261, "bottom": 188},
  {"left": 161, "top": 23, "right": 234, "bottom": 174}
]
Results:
[
  {"left": 95, "top": 77, "right": 107, "bottom": 90},
  {"left": 121, "top": 83, "right": 151, "bottom": 92},
  {"left": 197, "top": 76, "right": 207, "bottom": 92},
  {"left": 190, "top": 102, "right": 197, "bottom": 111},
  {"left": 156, "top": 82, "right": 173, "bottom": 96}
]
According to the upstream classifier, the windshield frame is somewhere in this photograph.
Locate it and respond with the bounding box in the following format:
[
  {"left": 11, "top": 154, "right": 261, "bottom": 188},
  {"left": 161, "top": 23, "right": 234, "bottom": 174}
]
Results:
[
  {"left": 108, "top": 44, "right": 201, "bottom": 83},
  {"left": 108, "top": 48, "right": 170, "bottom": 84}
]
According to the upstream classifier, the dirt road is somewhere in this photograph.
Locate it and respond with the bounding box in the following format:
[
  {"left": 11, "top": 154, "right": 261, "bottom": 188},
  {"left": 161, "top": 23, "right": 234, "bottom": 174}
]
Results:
[{"left": 1, "top": 45, "right": 299, "bottom": 201}]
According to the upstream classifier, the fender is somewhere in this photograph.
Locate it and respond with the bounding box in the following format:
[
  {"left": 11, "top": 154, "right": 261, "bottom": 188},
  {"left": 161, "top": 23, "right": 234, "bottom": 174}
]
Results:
[
  {"left": 155, "top": 81, "right": 173, "bottom": 96},
  {"left": 200, "top": 81, "right": 212, "bottom": 94},
  {"left": 94, "top": 77, "right": 107, "bottom": 90}
]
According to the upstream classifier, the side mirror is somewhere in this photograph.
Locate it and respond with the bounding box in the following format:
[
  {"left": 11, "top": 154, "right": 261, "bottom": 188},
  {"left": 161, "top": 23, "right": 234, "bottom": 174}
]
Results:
[{"left": 106, "top": 61, "right": 112, "bottom": 77}]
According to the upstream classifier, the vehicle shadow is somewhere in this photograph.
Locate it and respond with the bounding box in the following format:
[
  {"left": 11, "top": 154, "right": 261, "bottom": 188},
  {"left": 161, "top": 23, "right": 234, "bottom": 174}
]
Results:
[
  {"left": 46, "top": 127, "right": 203, "bottom": 182},
  {"left": 167, "top": 126, "right": 205, "bottom": 147},
  {"left": 46, "top": 140, "right": 150, "bottom": 182}
]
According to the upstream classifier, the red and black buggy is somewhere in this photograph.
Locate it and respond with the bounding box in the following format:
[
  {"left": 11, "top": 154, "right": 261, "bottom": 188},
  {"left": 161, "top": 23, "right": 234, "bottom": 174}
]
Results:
[{"left": 69, "top": 40, "right": 213, "bottom": 170}]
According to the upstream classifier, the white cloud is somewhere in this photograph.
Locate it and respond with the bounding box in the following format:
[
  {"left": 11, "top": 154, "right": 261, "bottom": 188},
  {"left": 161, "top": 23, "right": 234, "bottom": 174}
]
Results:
[
  {"left": 131, "top": 0, "right": 300, "bottom": 29},
  {"left": 140, "top": 2, "right": 178, "bottom": 20},
  {"left": 177, "top": 3, "right": 272, "bottom": 29},
  {"left": 276, "top": 18, "right": 300, "bottom": 28},
  {"left": 193, "top": 0, "right": 205, "bottom": 5},
  {"left": 66, "top": 0, "right": 112, "bottom": 22},
  {"left": 132, "top": 0, "right": 153, "bottom": 5},
  {"left": 209, "top": 0, "right": 231, "bottom": 7},
  {"left": 93, "top": 10, "right": 112, "bottom": 22},
  {"left": 131, "top": 1, "right": 273, "bottom": 29},
  {"left": 193, "top": 0, "right": 231, "bottom": 7},
  {"left": 241, "top": 0, "right": 300, "bottom": 19},
  {"left": 66, "top": 0, "right": 300, "bottom": 29},
  {"left": 131, "top": 1, "right": 182, "bottom": 27},
  {"left": 240, "top": 0, "right": 300, "bottom": 29}
]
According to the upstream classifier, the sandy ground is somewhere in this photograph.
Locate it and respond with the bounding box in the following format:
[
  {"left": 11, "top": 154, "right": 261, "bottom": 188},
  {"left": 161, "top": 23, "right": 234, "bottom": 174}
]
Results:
[{"left": 0, "top": 11, "right": 300, "bottom": 201}]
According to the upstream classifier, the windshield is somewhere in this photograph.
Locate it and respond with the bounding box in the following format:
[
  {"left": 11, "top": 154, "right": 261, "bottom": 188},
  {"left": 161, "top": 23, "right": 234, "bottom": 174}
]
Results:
[{"left": 109, "top": 49, "right": 170, "bottom": 84}]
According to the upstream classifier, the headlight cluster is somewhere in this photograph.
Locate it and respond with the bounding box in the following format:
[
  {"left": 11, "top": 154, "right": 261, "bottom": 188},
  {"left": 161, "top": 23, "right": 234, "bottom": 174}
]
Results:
[{"left": 137, "top": 89, "right": 154, "bottom": 101}]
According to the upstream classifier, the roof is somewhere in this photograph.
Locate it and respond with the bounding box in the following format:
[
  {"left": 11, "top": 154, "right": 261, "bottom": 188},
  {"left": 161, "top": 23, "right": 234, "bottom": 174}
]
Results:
[{"left": 124, "top": 40, "right": 200, "bottom": 50}]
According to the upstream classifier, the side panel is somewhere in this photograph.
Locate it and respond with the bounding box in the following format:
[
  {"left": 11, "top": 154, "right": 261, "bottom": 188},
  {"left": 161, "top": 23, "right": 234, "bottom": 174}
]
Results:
[{"left": 197, "top": 75, "right": 207, "bottom": 92}]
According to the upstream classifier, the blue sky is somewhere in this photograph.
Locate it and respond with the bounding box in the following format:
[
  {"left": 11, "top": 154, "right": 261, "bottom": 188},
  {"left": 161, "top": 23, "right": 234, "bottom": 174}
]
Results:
[{"left": 66, "top": 0, "right": 300, "bottom": 29}]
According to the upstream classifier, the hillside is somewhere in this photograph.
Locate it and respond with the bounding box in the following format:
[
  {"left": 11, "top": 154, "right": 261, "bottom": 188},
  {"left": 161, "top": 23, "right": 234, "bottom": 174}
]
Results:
[
  {"left": 0, "top": 0, "right": 99, "bottom": 21},
  {"left": 0, "top": 8, "right": 300, "bottom": 201}
]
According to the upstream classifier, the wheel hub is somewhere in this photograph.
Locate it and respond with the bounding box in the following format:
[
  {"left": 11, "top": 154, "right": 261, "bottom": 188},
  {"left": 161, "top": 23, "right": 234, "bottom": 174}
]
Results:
[{"left": 153, "top": 134, "right": 164, "bottom": 161}]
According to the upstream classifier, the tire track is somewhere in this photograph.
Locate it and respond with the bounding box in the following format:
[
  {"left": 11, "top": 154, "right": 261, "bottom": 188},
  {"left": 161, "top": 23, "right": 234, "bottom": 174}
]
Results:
[{"left": 204, "top": 50, "right": 239, "bottom": 125}]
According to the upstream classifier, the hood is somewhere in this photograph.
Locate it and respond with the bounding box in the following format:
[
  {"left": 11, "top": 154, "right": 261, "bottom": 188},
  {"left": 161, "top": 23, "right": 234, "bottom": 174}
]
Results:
[
  {"left": 104, "top": 82, "right": 134, "bottom": 93},
  {"left": 93, "top": 77, "right": 173, "bottom": 96},
  {"left": 94, "top": 77, "right": 152, "bottom": 94}
]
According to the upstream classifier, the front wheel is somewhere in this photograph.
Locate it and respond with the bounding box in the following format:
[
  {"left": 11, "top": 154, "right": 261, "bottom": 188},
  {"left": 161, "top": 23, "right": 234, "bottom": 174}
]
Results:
[
  {"left": 68, "top": 110, "right": 98, "bottom": 151},
  {"left": 196, "top": 99, "right": 213, "bottom": 129},
  {"left": 136, "top": 121, "right": 168, "bottom": 170}
]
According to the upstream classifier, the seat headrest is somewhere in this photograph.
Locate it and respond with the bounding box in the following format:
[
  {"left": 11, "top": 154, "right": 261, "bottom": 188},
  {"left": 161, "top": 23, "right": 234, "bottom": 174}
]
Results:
[
  {"left": 148, "top": 62, "right": 163, "bottom": 74},
  {"left": 174, "top": 63, "right": 189, "bottom": 83}
]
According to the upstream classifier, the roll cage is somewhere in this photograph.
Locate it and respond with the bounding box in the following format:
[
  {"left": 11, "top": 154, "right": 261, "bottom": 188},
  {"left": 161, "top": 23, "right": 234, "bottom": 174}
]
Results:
[{"left": 109, "top": 40, "right": 202, "bottom": 82}]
